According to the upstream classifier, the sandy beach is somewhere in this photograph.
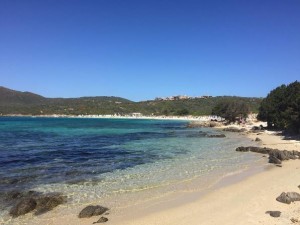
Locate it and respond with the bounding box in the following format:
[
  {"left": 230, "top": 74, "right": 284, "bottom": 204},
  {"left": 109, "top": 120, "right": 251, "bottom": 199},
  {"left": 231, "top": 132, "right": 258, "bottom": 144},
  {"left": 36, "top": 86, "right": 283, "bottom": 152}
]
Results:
[
  {"left": 3, "top": 117, "right": 300, "bottom": 225},
  {"left": 104, "top": 127, "right": 300, "bottom": 225}
]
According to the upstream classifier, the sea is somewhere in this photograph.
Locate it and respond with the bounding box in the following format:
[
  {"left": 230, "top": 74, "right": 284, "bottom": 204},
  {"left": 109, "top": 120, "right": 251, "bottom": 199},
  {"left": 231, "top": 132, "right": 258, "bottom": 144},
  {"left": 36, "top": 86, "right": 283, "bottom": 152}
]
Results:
[{"left": 0, "top": 117, "right": 261, "bottom": 224}]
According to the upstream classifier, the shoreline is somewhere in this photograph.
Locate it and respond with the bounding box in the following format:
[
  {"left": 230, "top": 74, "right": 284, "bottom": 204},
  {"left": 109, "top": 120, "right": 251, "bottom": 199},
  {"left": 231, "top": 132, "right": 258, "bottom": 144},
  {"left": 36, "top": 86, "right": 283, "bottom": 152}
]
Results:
[
  {"left": 0, "top": 114, "right": 222, "bottom": 122},
  {"left": 108, "top": 128, "right": 300, "bottom": 225},
  {"left": 3, "top": 118, "right": 300, "bottom": 225}
]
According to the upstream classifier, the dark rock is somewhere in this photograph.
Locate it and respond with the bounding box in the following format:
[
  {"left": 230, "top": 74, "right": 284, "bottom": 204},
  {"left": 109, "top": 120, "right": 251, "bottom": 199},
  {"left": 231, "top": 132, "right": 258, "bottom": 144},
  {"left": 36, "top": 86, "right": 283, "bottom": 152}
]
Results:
[
  {"left": 269, "top": 155, "right": 282, "bottom": 165},
  {"left": 252, "top": 126, "right": 261, "bottom": 131},
  {"left": 93, "top": 217, "right": 109, "bottom": 223},
  {"left": 223, "top": 127, "right": 244, "bottom": 132},
  {"left": 276, "top": 165, "right": 282, "bottom": 167},
  {"left": 236, "top": 147, "right": 300, "bottom": 164},
  {"left": 35, "top": 193, "right": 66, "bottom": 215},
  {"left": 255, "top": 137, "right": 262, "bottom": 142},
  {"left": 269, "top": 149, "right": 297, "bottom": 161},
  {"left": 3, "top": 191, "right": 22, "bottom": 201},
  {"left": 266, "top": 211, "right": 281, "bottom": 217},
  {"left": 276, "top": 192, "right": 300, "bottom": 204},
  {"left": 187, "top": 121, "right": 222, "bottom": 128},
  {"left": 206, "top": 134, "right": 226, "bottom": 138},
  {"left": 9, "top": 198, "right": 37, "bottom": 217},
  {"left": 236, "top": 146, "right": 271, "bottom": 154},
  {"left": 79, "top": 205, "right": 109, "bottom": 218}
]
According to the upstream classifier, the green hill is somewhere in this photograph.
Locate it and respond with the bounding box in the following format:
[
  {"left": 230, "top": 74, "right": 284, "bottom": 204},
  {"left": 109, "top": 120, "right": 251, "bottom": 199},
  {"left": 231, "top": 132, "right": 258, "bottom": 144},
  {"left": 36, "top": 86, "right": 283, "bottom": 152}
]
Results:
[{"left": 0, "top": 86, "right": 262, "bottom": 116}]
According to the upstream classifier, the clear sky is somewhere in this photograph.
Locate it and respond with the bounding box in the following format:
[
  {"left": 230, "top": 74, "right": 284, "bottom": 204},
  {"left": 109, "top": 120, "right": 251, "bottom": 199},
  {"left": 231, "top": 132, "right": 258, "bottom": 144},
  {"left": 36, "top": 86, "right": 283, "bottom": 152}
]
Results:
[{"left": 0, "top": 0, "right": 299, "bottom": 101}]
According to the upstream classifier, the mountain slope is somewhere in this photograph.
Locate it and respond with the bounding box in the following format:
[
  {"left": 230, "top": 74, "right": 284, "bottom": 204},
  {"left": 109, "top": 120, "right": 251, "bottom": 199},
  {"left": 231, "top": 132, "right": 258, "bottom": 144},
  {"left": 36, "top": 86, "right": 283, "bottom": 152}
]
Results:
[
  {"left": 0, "top": 86, "right": 262, "bottom": 115},
  {"left": 0, "top": 86, "right": 46, "bottom": 105}
]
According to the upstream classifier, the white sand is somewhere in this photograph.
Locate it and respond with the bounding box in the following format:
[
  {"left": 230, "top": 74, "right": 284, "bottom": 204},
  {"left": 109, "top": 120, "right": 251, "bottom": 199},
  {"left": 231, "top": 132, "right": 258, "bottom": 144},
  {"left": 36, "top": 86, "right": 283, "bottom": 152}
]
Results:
[{"left": 109, "top": 131, "right": 300, "bottom": 225}]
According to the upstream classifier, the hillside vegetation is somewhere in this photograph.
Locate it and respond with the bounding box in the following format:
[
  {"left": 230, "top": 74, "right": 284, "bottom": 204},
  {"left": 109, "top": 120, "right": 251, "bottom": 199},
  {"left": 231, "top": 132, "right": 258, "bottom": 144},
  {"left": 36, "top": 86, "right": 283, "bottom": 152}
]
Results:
[
  {"left": 258, "top": 81, "right": 300, "bottom": 134},
  {"left": 0, "top": 86, "right": 262, "bottom": 116}
]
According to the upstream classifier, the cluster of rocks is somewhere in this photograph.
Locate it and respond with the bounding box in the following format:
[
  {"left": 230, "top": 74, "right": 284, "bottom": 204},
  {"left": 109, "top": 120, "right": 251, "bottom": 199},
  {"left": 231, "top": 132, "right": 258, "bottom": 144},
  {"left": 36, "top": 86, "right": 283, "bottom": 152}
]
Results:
[
  {"left": 236, "top": 146, "right": 300, "bottom": 165},
  {"left": 265, "top": 190, "right": 300, "bottom": 219},
  {"left": 186, "top": 131, "right": 226, "bottom": 138},
  {"left": 276, "top": 192, "right": 300, "bottom": 204},
  {"left": 187, "top": 121, "right": 223, "bottom": 128},
  {"left": 5, "top": 190, "right": 66, "bottom": 217},
  {"left": 223, "top": 127, "right": 247, "bottom": 133},
  {"left": 4, "top": 190, "right": 110, "bottom": 223},
  {"left": 78, "top": 205, "right": 109, "bottom": 223}
]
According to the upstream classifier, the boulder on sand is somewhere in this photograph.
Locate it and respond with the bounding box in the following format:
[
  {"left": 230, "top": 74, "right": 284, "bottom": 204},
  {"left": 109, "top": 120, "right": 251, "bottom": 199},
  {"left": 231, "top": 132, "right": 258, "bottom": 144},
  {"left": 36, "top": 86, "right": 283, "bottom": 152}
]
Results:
[
  {"left": 266, "top": 211, "right": 281, "bottom": 217},
  {"left": 276, "top": 192, "right": 300, "bottom": 204},
  {"left": 79, "top": 205, "right": 109, "bottom": 218}
]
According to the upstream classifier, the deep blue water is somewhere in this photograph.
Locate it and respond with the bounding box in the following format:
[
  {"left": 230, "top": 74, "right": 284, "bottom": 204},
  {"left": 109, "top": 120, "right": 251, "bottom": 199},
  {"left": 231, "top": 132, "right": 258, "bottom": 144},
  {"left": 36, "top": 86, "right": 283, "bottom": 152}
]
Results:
[{"left": 0, "top": 117, "right": 192, "bottom": 192}]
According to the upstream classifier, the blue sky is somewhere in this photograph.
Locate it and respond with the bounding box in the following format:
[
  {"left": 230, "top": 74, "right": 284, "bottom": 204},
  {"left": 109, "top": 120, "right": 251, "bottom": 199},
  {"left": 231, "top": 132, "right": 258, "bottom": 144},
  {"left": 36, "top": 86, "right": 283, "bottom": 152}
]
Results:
[{"left": 0, "top": 0, "right": 299, "bottom": 101}]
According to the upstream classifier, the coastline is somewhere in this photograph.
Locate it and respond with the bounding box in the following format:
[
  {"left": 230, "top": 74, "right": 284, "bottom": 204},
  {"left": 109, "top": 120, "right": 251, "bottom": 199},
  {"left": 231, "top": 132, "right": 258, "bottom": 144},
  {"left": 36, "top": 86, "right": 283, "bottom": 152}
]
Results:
[
  {"left": 3, "top": 117, "right": 300, "bottom": 225},
  {"left": 109, "top": 128, "right": 300, "bottom": 225},
  {"left": 20, "top": 125, "right": 300, "bottom": 225},
  {"left": 0, "top": 114, "right": 222, "bottom": 122}
]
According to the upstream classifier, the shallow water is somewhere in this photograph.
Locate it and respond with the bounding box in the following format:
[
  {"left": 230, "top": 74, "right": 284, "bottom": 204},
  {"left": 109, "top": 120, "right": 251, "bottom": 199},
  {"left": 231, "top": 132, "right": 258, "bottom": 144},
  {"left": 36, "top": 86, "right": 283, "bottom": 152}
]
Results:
[{"left": 0, "top": 117, "right": 258, "bottom": 224}]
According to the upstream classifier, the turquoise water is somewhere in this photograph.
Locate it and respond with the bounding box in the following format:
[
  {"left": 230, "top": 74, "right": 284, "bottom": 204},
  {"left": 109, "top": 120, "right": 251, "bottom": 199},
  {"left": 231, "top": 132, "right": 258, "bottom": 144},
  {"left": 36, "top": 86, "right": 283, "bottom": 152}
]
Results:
[{"left": 0, "top": 117, "right": 258, "bottom": 223}]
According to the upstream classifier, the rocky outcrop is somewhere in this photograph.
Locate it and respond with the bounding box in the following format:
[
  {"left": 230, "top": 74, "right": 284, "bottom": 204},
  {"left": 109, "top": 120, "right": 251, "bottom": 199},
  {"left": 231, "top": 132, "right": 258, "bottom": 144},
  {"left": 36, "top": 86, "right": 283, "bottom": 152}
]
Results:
[
  {"left": 276, "top": 192, "right": 300, "bottom": 204},
  {"left": 8, "top": 192, "right": 66, "bottom": 218},
  {"left": 223, "top": 127, "right": 246, "bottom": 132},
  {"left": 79, "top": 205, "right": 109, "bottom": 218},
  {"left": 187, "top": 121, "right": 222, "bottom": 128},
  {"left": 236, "top": 146, "right": 300, "bottom": 165},
  {"left": 235, "top": 146, "right": 271, "bottom": 154},
  {"left": 269, "top": 155, "right": 282, "bottom": 164}
]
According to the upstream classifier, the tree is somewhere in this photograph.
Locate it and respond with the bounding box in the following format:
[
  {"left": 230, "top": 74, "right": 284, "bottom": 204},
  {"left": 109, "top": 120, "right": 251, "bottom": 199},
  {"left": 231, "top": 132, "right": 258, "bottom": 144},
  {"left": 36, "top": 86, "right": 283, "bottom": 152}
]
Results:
[
  {"left": 257, "top": 81, "right": 300, "bottom": 134},
  {"left": 212, "top": 100, "right": 250, "bottom": 123},
  {"left": 175, "top": 108, "right": 189, "bottom": 116}
]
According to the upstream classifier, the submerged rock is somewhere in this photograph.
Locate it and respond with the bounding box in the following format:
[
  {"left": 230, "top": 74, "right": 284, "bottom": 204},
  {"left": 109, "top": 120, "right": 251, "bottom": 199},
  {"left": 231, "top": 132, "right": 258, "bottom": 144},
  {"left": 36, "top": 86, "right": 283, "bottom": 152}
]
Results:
[
  {"left": 206, "top": 134, "right": 226, "bottom": 138},
  {"left": 35, "top": 193, "right": 66, "bottom": 215},
  {"left": 93, "top": 217, "right": 109, "bottom": 223},
  {"left": 255, "top": 137, "right": 262, "bottom": 142},
  {"left": 276, "top": 192, "right": 300, "bottom": 204},
  {"left": 79, "top": 205, "right": 109, "bottom": 218},
  {"left": 8, "top": 192, "right": 66, "bottom": 218},
  {"left": 9, "top": 198, "right": 37, "bottom": 217}
]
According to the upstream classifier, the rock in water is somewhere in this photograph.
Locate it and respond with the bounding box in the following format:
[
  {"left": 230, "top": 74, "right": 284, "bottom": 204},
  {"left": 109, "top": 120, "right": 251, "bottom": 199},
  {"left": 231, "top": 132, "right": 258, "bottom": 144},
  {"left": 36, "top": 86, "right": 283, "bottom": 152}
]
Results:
[
  {"left": 9, "top": 198, "right": 37, "bottom": 217},
  {"left": 35, "top": 194, "right": 66, "bottom": 215},
  {"left": 93, "top": 217, "right": 109, "bottom": 223},
  {"left": 276, "top": 192, "right": 300, "bottom": 204},
  {"left": 79, "top": 205, "right": 109, "bottom": 218},
  {"left": 255, "top": 137, "right": 262, "bottom": 142},
  {"left": 266, "top": 211, "right": 281, "bottom": 217},
  {"left": 206, "top": 134, "right": 226, "bottom": 138}
]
